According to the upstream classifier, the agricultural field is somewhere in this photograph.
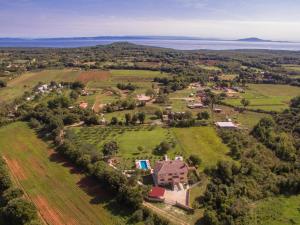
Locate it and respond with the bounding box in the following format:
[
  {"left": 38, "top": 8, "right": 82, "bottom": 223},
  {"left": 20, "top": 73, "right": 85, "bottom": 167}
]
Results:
[
  {"left": 219, "top": 74, "right": 238, "bottom": 81},
  {"left": 197, "top": 64, "right": 222, "bottom": 71},
  {"left": 171, "top": 127, "right": 231, "bottom": 170},
  {"left": 224, "top": 84, "right": 300, "bottom": 111},
  {"left": 246, "top": 195, "right": 300, "bottom": 225},
  {"left": 87, "top": 69, "right": 169, "bottom": 90},
  {"left": 0, "top": 69, "right": 81, "bottom": 103},
  {"left": 213, "top": 105, "right": 271, "bottom": 129},
  {"left": 0, "top": 122, "right": 126, "bottom": 225},
  {"left": 283, "top": 64, "right": 300, "bottom": 72}
]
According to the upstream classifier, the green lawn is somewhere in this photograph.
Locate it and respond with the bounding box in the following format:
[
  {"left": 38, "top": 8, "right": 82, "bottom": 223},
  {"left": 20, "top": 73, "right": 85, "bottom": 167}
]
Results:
[
  {"left": 171, "top": 127, "right": 231, "bottom": 170},
  {"left": 224, "top": 84, "right": 300, "bottom": 112},
  {"left": 0, "top": 122, "right": 126, "bottom": 225},
  {"left": 246, "top": 195, "right": 300, "bottom": 225}
]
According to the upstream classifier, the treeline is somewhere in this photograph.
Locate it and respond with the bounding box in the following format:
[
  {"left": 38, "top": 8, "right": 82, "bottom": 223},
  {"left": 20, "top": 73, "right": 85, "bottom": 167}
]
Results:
[
  {"left": 275, "top": 96, "right": 300, "bottom": 149},
  {"left": 252, "top": 117, "right": 296, "bottom": 161},
  {"left": 0, "top": 158, "right": 39, "bottom": 225},
  {"left": 199, "top": 97, "right": 300, "bottom": 224},
  {"left": 117, "top": 82, "right": 136, "bottom": 91},
  {"left": 102, "top": 99, "right": 144, "bottom": 113},
  {"left": 58, "top": 140, "right": 146, "bottom": 210},
  {"left": 168, "top": 111, "right": 196, "bottom": 128}
]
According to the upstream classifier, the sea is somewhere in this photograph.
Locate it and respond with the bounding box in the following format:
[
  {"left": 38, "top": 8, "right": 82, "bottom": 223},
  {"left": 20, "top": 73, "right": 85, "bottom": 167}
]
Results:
[{"left": 1, "top": 38, "right": 300, "bottom": 51}]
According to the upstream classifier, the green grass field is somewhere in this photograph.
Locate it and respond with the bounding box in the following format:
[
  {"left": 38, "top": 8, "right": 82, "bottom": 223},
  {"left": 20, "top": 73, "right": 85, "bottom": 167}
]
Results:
[
  {"left": 0, "top": 122, "right": 126, "bottom": 225},
  {"left": 171, "top": 127, "right": 231, "bottom": 170},
  {"left": 70, "top": 126, "right": 182, "bottom": 169},
  {"left": 224, "top": 84, "right": 300, "bottom": 111},
  {"left": 246, "top": 195, "right": 300, "bottom": 225},
  {"left": 283, "top": 64, "right": 300, "bottom": 72},
  {"left": 213, "top": 105, "right": 271, "bottom": 129},
  {"left": 87, "top": 69, "right": 168, "bottom": 90},
  {"left": 0, "top": 69, "right": 81, "bottom": 103},
  {"left": 197, "top": 64, "right": 222, "bottom": 71}
]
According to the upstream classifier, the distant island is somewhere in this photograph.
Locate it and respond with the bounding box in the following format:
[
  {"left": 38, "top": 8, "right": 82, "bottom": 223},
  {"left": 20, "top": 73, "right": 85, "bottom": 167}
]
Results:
[
  {"left": 0, "top": 36, "right": 296, "bottom": 50},
  {"left": 0, "top": 36, "right": 288, "bottom": 43},
  {"left": 237, "top": 37, "right": 273, "bottom": 42}
]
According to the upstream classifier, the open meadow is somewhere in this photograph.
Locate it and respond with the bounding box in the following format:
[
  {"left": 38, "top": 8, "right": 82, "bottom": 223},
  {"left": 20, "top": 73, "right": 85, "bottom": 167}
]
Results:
[
  {"left": 86, "top": 69, "right": 169, "bottom": 90},
  {"left": 171, "top": 127, "right": 231, "bottom": 170},
  {"left": 246, "top": 195, "right": 300, "bottom": 225},
  {"left": 0, "top": 122, "right": 126, "bottom": 225},
  {"left": 224, "top": 84, "right": 300, "bottom": 111}
]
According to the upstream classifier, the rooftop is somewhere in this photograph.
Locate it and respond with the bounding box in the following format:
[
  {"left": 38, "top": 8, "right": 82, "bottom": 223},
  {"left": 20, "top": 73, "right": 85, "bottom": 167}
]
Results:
[
  {"left": 154, "top": 160, "right": 188, "bottom": 174},
  {"left": 216, "top": 121, "right": 237, "bottom": 128},
  {"left": 149, "top": 187, "right": 165, "bottom": 198}
]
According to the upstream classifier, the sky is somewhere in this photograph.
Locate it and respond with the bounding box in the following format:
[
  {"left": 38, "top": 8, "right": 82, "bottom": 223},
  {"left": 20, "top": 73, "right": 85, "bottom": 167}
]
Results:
[{"left": 1, "top": 0, "right": 300, "bottom": 41}]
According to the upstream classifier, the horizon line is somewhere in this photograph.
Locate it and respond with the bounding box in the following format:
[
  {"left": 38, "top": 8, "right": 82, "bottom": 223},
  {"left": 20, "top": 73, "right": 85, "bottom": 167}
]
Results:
[{"left": 0, "top": 35, "right": 295, "bottom": 43}]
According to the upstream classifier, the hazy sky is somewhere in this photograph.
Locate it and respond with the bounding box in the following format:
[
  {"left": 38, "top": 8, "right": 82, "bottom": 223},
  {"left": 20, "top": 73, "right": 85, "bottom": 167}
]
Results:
[{"left": 1, "top": 0, "right": 300, "bottom": 40}]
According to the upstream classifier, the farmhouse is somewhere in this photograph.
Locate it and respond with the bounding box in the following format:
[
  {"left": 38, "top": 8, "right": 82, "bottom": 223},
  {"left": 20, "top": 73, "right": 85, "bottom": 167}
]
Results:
[
  {"left": 136, "top": 94, "right": 151, "bottom": 102},
  {"left": 215, "top": 121, "right": 238, "bottom": 129},
  {"left": 153, "top": 160, "right": 189, "bottom": 186},
  {"left": 213, "top": 108, "right": 222, "bottom": 113},
  {"left": 187, "top": 102, "right": 203, "bottom": 109}
]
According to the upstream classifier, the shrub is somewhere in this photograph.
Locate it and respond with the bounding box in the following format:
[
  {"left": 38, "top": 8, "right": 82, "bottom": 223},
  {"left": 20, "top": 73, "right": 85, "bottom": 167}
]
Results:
[
  {"left": 189, "top": 155, "right": 202, "bottom": 166},
  {"left": 2, "top": 198, "right": 38, "bottom": 225}
]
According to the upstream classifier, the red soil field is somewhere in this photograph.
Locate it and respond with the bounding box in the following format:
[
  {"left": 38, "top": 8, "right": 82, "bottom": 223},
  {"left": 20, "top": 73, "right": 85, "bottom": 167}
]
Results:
[
  {"left": 3, "top": 156, "right": 27, "bottom": 180},
  {"left": 77, "top": 71, "right": 111, "bottom": 83}
]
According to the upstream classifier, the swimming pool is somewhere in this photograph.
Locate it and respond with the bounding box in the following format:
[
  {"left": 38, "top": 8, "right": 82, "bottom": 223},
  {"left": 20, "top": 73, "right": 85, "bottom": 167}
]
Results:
[{"left": 140, "top": 160, "right": 148, "bottom": 170}]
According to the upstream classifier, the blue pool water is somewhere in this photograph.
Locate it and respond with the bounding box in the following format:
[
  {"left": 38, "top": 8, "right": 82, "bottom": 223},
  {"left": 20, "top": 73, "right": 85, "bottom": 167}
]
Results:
[{"left": 140, "top": 160, "right": 148, "bottom": 170}]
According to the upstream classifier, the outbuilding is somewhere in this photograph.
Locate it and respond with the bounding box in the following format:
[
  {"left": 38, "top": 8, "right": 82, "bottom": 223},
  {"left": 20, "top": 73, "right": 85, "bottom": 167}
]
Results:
[
  {"left": 149, "top": 187, "right": 165, "bottom": 199},
  {"left": 215, "top": 121, "right": 237, "bottom": 129}
]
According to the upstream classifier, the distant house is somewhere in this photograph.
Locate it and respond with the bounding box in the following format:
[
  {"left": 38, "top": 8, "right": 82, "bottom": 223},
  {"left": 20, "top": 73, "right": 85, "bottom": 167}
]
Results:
[
  {"left": 37, "top": 84, "right": 49, "bottom": 93},
  {"left": 189, "top": 82, "right": 202, "bottom": 89},
  {"left": 232, "top": 86, "right": 245, "bottom": 93},
  {"left": 162, "top": 115, "right": 169, "bottom": 122},
  {"left": 187, "top": 102, "right": 203, "bottom": 109},
  {"left": 79, "top": 102, "right": 88, "bottom": 109},
  {"left": 215, "top": 121, "right": 237, "bottom": 129},
  {"left": 213, "top": 108, "right": 222, "bottom": 113},
  {"left": 153, "top": 160, "right": 189, "bottom": 186},
  {"left": 136, "top": 94, "right": 151, "bottom": 102}
]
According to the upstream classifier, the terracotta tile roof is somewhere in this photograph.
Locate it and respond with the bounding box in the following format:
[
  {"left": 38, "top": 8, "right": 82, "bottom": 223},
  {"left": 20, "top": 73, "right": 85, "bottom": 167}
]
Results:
[{"left": 154, "top": 160, "right": 188, "bottom": 175}]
